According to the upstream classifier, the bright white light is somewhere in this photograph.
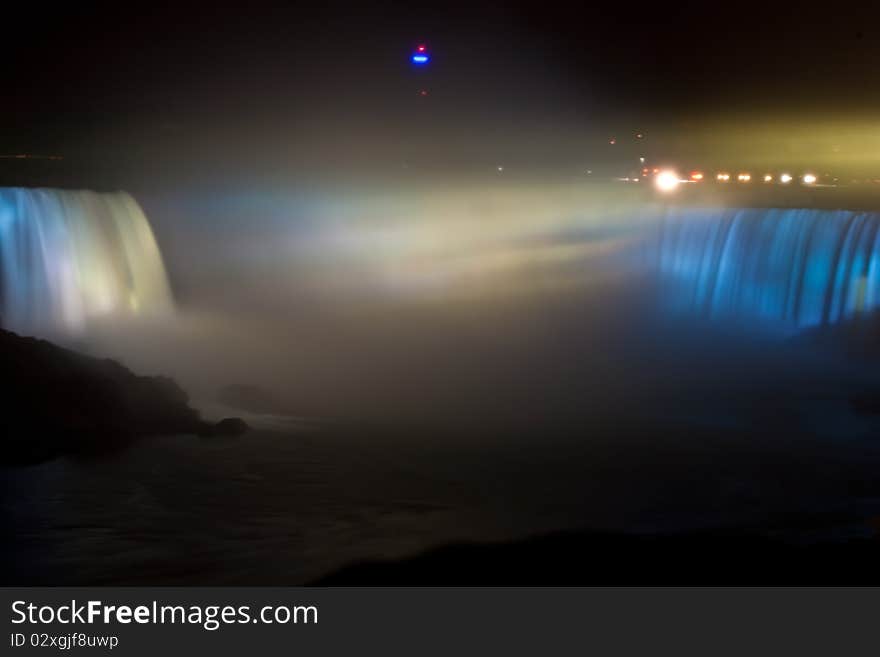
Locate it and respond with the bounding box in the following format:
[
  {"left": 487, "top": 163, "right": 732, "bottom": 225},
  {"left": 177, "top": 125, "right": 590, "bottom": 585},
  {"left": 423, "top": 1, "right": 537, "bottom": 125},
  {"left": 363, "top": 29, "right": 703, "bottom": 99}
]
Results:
[
  {"left": 763, "top": 174, "right": 773, "bottom": 182},
  {"left": 780, "top": 173, "right": 793, "bottom": 184},
  {"left": 716, "top": 172, "right": 730, "bottom": 182},
  {"left": 497, "top": 166, "right": 504, "bottom": 172},
  {"left": 737, "top": 173, "right": 751, "bottom": 182},
  {"left": 655, "top": 170, "right": 680, "bottom": 192},
  {"left": 802, "top": 173, "right": 817, "bottom": 185}
]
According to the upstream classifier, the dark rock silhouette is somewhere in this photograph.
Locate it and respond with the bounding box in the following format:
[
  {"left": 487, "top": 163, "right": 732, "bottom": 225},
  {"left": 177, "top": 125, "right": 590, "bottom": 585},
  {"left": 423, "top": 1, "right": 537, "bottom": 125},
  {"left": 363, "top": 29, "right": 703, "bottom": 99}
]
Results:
[
  {"left": 313, "top": 527, "right": 880, "bottom": 585},
  {"left": 792, "top": 313, "right": 880, "bottom": 415},
  {"left": 0, "top": 328, "right": 215, "bottom": 465},
  {"left": 798, "top": 310, "right": 880, "bottom": 362},
  {"left": 850, "top": 394, "right": 880, "bottom": 415},
  {"left": 200, "top": 417, "right": 250, "bottom": 437},
  {"left": 216, "top": 383, "right": 285, "bottom": 415}
]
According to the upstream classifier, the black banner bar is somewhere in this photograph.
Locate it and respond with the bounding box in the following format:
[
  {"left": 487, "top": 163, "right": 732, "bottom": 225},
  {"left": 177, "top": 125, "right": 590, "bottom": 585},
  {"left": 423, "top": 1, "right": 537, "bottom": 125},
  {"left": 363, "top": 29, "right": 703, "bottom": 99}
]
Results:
[{"left": 1, "top": 587, "right": 876, "bottom": 655}]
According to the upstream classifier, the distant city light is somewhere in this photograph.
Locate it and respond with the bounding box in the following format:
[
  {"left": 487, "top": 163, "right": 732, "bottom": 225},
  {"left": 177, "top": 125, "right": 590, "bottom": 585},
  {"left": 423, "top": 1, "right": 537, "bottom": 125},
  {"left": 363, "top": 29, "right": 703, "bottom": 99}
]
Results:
[
  {"left": 655, "top": 170, "right": 680, "bottom": 192},
  {"left": 737, "top": 173, "right": 751, "bottom": 182},
  {"left": 802, "top": 173, "right": 817, "bottom": 185},
  {"left": 763, "top": 174, "right": 773, "bottom": 182},
  {"left": 497, "top": 166, "right": 504, "bottom": 172},
  {"left": 609, "top": 138, "right": 616, "bottom": 145},
  {"left": 780, "top": 173, "right": 793, "bottom": 184},
  {"left": 0, "top": 154, "right": 63, "bottom": 160},
  {"left": 690, "top": 171, "right": 704, "bottom": 181},
  {"left": 716, "top": 172, "right": 730, "bottom": 181}
]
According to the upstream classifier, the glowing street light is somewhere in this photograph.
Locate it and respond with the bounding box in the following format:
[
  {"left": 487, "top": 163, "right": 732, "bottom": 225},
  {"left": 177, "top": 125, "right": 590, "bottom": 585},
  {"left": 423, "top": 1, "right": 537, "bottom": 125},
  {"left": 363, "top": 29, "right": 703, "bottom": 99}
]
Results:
[
  {"left": 690, "top": 171, "right": 704, "bottom": 181},
  {"left": 655, "top": 170, "right": 680, "bottom": 192},
  {"left": 780, "top": 173, "right": 793, "bottom": 184},
  {"left": 716, "top": 172, "right": 730, "bottom": 182},
  {"left": 802, "top": 173, "right": 817, "bottom": 185},
  {"left": 737, "top": 173, "right": 751, "bottom": 182},
  {"left": 763, "top": 174, "right": 773, "bottom": 182}
]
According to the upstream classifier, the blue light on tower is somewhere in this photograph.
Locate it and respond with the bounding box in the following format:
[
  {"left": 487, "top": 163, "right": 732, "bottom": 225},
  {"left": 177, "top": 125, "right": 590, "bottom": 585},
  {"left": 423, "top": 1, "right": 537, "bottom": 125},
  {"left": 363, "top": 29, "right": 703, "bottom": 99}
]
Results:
[{"left": 411, "top": 44, "right": 430, "bottom": 65}]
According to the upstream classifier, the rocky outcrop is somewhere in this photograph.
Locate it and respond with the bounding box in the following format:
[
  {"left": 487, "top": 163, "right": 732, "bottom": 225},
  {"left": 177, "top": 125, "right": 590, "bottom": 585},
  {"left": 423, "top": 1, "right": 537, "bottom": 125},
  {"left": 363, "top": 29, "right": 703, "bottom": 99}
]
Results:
[
  {"left": 200, "top": 417, "right": 250, "bottom": 437},
  {"left": 0, "top": 329, "right": 244, "bottom": 465}
]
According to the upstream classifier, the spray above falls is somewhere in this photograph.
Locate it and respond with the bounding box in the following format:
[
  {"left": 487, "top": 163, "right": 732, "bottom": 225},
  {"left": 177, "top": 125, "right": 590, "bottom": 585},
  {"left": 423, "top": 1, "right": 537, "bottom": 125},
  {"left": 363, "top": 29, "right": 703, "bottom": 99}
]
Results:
[{"left": 0, "top": 188, "right": 173, "bottom": 336}]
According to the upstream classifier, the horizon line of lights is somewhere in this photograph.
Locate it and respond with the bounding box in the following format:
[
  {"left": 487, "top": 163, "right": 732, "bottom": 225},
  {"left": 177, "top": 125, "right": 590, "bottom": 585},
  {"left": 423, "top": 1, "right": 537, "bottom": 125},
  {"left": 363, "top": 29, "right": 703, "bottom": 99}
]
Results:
[
  {"left": 0, "top": 154, "right": 64, "bottom": 160},
  {"left": 653, "top": 169, "right": 823, "bottom": 192}
]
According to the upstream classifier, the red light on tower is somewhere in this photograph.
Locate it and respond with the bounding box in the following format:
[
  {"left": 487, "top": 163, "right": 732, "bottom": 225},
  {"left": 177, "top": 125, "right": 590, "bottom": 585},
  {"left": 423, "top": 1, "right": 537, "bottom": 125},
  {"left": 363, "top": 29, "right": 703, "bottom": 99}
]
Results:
[{"left": 411, "top": 44, "right": 430, "bottom": 65}]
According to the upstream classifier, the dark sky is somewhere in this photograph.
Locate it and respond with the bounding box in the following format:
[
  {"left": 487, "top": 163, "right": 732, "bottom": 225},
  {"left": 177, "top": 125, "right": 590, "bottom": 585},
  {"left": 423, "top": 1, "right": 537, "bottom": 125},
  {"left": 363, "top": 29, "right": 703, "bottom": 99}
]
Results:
[{"left": 4, "top": 1, "right": 880, "bottom": 182}]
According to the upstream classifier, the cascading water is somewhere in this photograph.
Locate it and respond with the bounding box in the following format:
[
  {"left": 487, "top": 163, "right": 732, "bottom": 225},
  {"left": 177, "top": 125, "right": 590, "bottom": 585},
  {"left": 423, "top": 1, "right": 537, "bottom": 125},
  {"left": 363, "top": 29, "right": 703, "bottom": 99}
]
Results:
[
  {"left": 647, "top": 206, "right": 880, "bottom": 331},
  {"left": 0, "top": 188, "right": 173, "bottom": 336}
]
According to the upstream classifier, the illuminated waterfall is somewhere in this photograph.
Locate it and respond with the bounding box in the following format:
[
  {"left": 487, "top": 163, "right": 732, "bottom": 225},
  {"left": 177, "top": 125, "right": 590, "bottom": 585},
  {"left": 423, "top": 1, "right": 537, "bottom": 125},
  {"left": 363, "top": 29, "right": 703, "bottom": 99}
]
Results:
[
  {"left": 0, "top": 188, "right": 173, "bottom": 335},
  {"left": 649, "top": 207, "right": 880, "bottom": 330}
]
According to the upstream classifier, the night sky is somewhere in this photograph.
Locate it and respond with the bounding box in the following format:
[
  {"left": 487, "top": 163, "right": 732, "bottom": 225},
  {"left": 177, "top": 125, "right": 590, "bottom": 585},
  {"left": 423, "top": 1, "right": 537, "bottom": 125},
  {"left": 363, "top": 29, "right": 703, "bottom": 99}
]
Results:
[{"left": 4, "top": 1, "right": 880, "bottom": 182}]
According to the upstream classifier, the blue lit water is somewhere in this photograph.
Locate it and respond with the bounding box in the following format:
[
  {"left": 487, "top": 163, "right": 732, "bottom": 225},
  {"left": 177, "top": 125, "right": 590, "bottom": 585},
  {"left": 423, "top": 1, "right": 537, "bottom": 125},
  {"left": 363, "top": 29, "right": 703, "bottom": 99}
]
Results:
[
  {"left": 6, "top": 193, "right": 880, "bottom": 584},
  {"left": 647, "top": 207, "right": 880, "bottom": 332},
  {"left": 0, "top": 187, "right": 172, "bottom": 336}
]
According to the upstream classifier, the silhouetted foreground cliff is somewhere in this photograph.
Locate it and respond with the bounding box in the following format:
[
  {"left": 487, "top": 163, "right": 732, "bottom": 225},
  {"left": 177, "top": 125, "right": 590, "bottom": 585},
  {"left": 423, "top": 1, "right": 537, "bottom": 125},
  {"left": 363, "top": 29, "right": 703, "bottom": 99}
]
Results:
[
  {"left": 0, "top": 329, "right": 245, "bottom": 465},
  {"left": 314, "top": 527, "right": 880, "bottom": 585}
]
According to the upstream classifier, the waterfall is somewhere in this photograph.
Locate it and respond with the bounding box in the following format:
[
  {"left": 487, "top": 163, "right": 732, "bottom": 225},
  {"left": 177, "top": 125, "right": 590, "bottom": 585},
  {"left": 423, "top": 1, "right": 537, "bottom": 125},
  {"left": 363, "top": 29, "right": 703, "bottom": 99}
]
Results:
[
  {"left": 0, "top": 188, "right": 173, "bottom": 335},
  {"left": 649, "top": 207, "right": 880, "bottom": 330}
]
